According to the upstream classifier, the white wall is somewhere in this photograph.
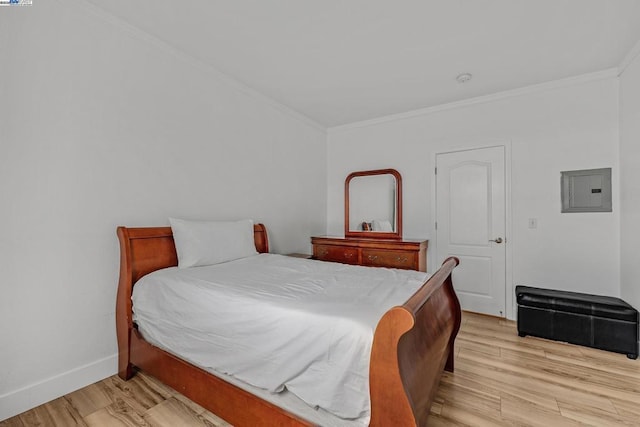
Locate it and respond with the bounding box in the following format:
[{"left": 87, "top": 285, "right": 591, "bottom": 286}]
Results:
[
  {"left": 327, "top": 77, "right": 620, "bottom": 318},
  {"left": 0, "top": 2, "right": 326, "bottom": 420},
  {"left": 619, "top": 51, "right": 640, "bottom": 315}
]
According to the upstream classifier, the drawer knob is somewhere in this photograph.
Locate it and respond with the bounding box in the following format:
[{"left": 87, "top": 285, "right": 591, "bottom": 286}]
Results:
[
  {"left": 368, "top": 255, "right": 378, "bottom": 261},
  {"left": 396, "top": 256, "right": 408, "bottom": 262},
  {"left": 344, "top": 252, "right": 354, "bottom": 258}
]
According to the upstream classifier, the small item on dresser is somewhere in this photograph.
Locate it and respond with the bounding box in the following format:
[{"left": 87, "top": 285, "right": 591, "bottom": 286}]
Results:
[{"left": 361, "top": 222, "right": 372, "bottom": 231}]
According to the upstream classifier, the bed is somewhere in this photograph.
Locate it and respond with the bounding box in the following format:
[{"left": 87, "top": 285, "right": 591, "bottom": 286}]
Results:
[{"left": 116, "top": 223, "right": 461, "bottom": 426}]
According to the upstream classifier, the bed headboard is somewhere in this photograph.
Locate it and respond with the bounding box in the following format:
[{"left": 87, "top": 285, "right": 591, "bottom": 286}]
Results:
[{"left": 117, "top": 224, "right": 269, "bottom": 285}]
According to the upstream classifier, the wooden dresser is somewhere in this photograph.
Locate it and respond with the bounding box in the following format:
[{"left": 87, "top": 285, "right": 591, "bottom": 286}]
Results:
[{"left": 311, "top": 236, "right": 428, "bottom": 272}]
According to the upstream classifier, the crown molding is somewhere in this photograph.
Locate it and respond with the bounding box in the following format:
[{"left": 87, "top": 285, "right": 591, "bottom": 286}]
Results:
[
  {"left": 329, "top": 68, "right": 619, "bottom": 133},
  {"left": 619, "top": 37, "right": 640, "bottom": 75},
  {"left": 68, "top": 0, "right": 326, "bottom": 132}
]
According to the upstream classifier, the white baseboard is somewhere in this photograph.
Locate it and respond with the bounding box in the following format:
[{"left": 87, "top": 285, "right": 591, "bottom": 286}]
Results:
[{"left": 0, "top": 354, "right": 118, "bottom": 421}]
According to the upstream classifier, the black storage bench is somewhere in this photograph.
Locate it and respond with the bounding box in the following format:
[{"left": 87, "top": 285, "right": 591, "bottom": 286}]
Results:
[{"left": 516, "top": 285, "right": 639, "bottom": 359}]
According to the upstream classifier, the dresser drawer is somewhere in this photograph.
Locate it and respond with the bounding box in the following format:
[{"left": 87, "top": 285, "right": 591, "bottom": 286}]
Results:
[
  {"left": 314, "top": 245, "right": 359, "bottom": 265},
  {"left": 361, "top": 249, "right": 416, "bottom": 270},
  {"left": 311, "top": 236, "right": 427, "bottom": 271}
]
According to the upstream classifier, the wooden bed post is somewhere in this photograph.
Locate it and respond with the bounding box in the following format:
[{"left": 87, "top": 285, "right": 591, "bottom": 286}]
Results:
[{"left": 116, "top": 226, "right": 134, "bottom": 380}]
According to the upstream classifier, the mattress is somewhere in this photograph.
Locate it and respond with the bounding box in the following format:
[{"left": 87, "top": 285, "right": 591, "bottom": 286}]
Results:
[{"left": 132, "top": 253, "right": 430, "bottom": 425}]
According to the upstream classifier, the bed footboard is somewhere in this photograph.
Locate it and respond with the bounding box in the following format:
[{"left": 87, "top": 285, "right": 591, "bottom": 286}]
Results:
[{"left": 369, "top": 257, "right": 461, "bottom": 427}]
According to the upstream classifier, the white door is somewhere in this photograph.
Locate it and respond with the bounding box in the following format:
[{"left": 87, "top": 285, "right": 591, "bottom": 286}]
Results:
[{"left": 436, "top": 146, "right": 506, "bottom": 317}]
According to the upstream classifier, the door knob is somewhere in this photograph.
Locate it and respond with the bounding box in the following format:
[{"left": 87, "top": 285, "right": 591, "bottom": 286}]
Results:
[{"left": 489, "top": 237, "right": 503, "bottom": 244}]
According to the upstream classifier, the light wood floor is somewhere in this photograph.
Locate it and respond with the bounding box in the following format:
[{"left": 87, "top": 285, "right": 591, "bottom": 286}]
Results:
[{"left": 2, "top": 312, "right": 639, "bottom": 426}]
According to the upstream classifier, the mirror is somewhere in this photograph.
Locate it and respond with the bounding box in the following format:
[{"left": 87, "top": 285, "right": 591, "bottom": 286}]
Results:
[{"left": 345, "top": 168, "right": 402, "bottom": 239}]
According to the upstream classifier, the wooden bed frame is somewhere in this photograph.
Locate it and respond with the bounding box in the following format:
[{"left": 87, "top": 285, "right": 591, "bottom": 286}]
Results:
[{"left": 116, "top": 224, "right": 461, "bottom": 426}]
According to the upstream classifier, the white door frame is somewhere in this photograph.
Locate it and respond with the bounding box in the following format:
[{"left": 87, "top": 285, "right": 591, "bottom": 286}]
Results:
[{"left": 430, "top": 140, "right": 514, "bottom": 319}]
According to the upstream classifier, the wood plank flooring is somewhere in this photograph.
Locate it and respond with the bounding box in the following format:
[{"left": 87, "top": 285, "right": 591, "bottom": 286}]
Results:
[{"left": 2, "top": 312, "right": 639, "bottom": 426}]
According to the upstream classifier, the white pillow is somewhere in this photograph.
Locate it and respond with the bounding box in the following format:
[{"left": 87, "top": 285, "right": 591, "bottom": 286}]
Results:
[
  {"left": 372, "top": 219, "right": 393, "bottom": 232},
  {"left": 169, "top": 218, "right": 258, "bottom": 268}
]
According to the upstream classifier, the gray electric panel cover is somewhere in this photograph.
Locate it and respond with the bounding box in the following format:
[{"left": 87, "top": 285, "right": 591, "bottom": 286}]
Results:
[{"left": 561, "top": 168, "right": 612, "bottom": 213}]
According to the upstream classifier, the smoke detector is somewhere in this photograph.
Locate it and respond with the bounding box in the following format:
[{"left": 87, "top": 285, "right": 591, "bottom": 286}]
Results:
[{"left": 456, "top": 73, "right": 473, "bottom": 83}]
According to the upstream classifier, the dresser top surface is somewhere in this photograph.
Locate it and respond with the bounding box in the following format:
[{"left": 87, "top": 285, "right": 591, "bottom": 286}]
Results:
[{"left": 311, "top": 235, "right": 428, "bottom": 247}]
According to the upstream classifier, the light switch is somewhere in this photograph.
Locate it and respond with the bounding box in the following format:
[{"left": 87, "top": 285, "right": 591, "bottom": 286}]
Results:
[{"left": 528, "top": 218, "right": 537, "bottom": 229}]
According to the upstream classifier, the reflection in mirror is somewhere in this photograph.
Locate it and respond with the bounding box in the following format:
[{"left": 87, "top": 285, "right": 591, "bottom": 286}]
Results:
[{"left": 349, "top": 174, "right": 396, "bottom": 232}]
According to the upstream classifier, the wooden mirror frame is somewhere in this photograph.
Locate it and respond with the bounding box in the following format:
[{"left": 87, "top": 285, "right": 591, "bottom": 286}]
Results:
[{"left": 345, "top": 168, "right": 402, "bottom": 240}]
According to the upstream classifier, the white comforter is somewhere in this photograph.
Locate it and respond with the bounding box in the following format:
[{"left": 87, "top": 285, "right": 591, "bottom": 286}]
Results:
[{"left": 132, "top": 254, "right": 429, "bottom": 422}]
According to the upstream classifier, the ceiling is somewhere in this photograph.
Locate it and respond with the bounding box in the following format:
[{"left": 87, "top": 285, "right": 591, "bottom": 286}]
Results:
[{"left": 82, "top": 0, "right": 640, "bottom": 127}]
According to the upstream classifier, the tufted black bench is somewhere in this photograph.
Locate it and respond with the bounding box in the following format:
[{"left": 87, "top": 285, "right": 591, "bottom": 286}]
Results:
[{"left": 516, "top": 285, "right": 639, "bottom": 359}]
